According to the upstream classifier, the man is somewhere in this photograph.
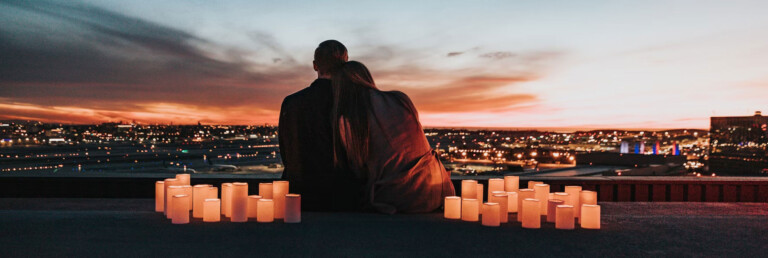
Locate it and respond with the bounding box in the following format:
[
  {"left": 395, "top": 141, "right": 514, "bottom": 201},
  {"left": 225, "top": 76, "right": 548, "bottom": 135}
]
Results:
[{"left": 278, "top": 40, "right": 361, "bottom": 211}]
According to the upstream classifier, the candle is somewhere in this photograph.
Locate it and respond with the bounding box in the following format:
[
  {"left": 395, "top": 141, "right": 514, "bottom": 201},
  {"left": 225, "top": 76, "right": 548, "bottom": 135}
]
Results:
[
  {"left": 533, "top": 184, "right": 550, "bottom": 215},
  {"left": 181, "top": 185, "right": 193, "bottom": 207},
  {"left": 521, "top": 198, "right": 541, "bottom": 229},
  {"left": 247, "top": 195, "right": 262, "bottom": 219},
  {"left": 548, "top": 193, "right": 554, "bottom": 200},
  {"left": 192, "top": 184, "right": 211, "bottom": 218},
  {"left": 203, "top": 198, "right": 220, "bottom": 222},
  {"left": 207, "top": 186, "right": 218, "bottom": 200},
  {"left": 273, "top": 181, "right": 289, "bottom": 219},
  {"left": 444, "top": 196, "right": 461, "bottom": 219},
  {"left": 555, "top": 205, "right": 575, "bottom": 230},
  {"left": 175, "top": 173, "right": 190, "bottom": 186},
  {"left": 554, "top": 192, "right": 570, "bottom": 204},
  {"left": 546, "top": 199, "right": 564, "bottom": 223},
  {"left": 257, "top": 199, "right": 274, "bottom": 223},
  {"left": 166, "top": 185, "right": 185, "bottom": 219},
  {"left": 230, "top": 182, "right": 248, "bottom": 222},
  {"left": 481, "top": 203, "right": 500, "bottom": 227},
  {"left": 461, "top": 198, "right": 479, "bottom": 222},
  {"left": 488, "top": 178, "right": 504, "bottom": 197},
  {"left": 564, "top": 186, "right": 582, "bottom": 218},
  {"left": 461, "top": 180, "right": 477, "bottom": 199},
  {"left": 517, "top": 189, "right": 534, "bottom": 222},
  {"left": 222, "top": 183, "right": 232, "bottom": 217},
  {"left": 506, "top": 192, "right": 518, "bottom": 213},
  {"left": 155, "top": 181, "right": 164, "bottom": 212},
  {"left": 527, "top": 181, "right": 543, "bottom": 189},
  {"left": 172, "top": 194, "right": 190, "bottom": 224},
  {"left": 581, "top": 204, "right": 601, "bottom": 229},
  {"left": 285, "top": 194, "right": 301, "bottom": 223},
  {"left": 490, "top": 192, "right": 508, "bottom": 223},
  {"left": 504, "top": 176, "right": 519, "bottom": 193},
  {"left": 476, "top": 184, "right": 484, "bottom": 213},
  {"left": 579, "top": 190, "right": 598, "bottom": 223},
  {"left": 259, "top": 183, "right": 273, "bottom": 199},
  {"left": 163, "top": 178, "right": 179, "bottom": 215}
]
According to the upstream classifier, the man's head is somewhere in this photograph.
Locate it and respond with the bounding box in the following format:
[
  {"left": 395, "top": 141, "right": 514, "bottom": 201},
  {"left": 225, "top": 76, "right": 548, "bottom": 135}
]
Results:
[{"left": 314, "top": 40, "right": 348, "bottom": 78}]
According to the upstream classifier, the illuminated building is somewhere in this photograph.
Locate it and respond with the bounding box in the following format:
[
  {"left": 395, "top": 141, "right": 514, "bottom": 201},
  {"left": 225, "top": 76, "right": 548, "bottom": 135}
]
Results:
[{"left": 709, "top": 111, "right": 768, "bottom": 175}]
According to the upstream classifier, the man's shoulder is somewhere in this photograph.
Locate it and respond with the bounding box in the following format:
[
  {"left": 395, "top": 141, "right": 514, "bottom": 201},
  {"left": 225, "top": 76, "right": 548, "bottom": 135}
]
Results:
[{"left": 283, "top": 79, "right": 331, "bottom": 104}]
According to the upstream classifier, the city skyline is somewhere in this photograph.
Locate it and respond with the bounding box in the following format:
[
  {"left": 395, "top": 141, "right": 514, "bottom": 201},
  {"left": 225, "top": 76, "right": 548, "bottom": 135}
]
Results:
[{"left": 2, "top": 0, "right": 768, "bottom": 129}]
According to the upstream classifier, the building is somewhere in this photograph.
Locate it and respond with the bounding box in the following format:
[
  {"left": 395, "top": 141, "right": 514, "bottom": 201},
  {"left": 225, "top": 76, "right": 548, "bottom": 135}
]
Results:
[{"left": 709, "top": 111, "right": 768, "bottom": 175}]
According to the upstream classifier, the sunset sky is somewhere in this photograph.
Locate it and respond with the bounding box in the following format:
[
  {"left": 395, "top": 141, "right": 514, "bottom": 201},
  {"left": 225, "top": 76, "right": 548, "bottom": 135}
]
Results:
[{"left": 1, "top": 0, "right": 767, "bottom": 129}]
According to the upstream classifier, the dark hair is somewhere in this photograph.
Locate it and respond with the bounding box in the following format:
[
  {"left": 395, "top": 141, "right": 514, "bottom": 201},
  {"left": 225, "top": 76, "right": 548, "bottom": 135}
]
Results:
[
  {"left": 315, "top": 40, "right": 348, "bottom": 75},
  {"left": 332, "top": 61, "right": 378, "bottom": 170}
]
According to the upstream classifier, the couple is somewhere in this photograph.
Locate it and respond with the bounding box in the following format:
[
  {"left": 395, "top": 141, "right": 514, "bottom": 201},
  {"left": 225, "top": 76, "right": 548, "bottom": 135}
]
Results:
[{"left": 279, "top": 40, "right": 455, "bottom": 214}]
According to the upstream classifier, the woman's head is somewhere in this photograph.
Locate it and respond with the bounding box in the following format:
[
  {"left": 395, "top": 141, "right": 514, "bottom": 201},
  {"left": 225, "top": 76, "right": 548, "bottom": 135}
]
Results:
[
  {"left": 332, "top": 61, "right": 378, "bottom": 170},
  {"left": 332, "top": 61, "right": 377, "bottom": 91}
]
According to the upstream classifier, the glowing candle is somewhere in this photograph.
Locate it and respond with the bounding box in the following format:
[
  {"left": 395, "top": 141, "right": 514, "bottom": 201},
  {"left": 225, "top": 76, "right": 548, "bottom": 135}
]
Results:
[
  {"left": 175, "top": 173, "right": 190, "bottom": 186},
  {"left": 564, "top": 186, "right": 582, "bottom": 218},
  {"left": 247, "top": 195, "right": 262, "bottom": 219},
  {"left": 230, "top": 182, "right": 248, "bottom": 222},
  {"left": 554, "top": 192, "right": 570, "bottom": 204},
  {"left": 548, "top": 193, "right": 554, "bottom": 200},
  {"left": 461, "top": 198, "right": 479, "bottom": 222},
  {"left": 166, "top": 185, "right": 185, "bottom": 219},
  {"left": 517, "top": 189, "right": 535, "bottom": 222},
  {"left": 581, "top": 204, "right": 601, "bottom": 229},
  {"left": 490, "top": 192, "right": 508, "bottom": 223},
  {"left": 482, "top": 203, "right": 500, "bottom": 227},
  {"left": 476, "top": 184, "right": 484, "bottom": 213},
  {"left": 555, "top": 205, "right": 575, "bottom": 230},
  {"left": 273, "top": 181, "right": 289, "bottom": 219},
  {"left": 444, "top": 196, "right": 461, "bottom": 219},
  {"left": 533, "top": 184, "right": 550, "bottom": 215},
  {"left": 259, "top": 183, "right": 273, "bottom": 199},
  {"left": 163, "top": 178, "right": 179, "bottom": 215},
  {"left": 181, "top": 185, "right": 193, "bottom": 207},
  {"left": 203, "top": 198, "right": 220, "bottom": 222},
  {"left": 547, "top": 199, "right": 564, "bottom": 223},
  {"left": 579, "top": 190, "right": 597, "bottom": 223},
  {"left": 461, "top": 180, "right": 477, "bottom": 199},
  {"left": 527, "top": 181, "right": 543, "bottom": 189},
  {"left": 521, "top": 198, "right": 541, "bottom": 229},
  {"left": 506, "top": 192, "right": 518, "bottom": 213},
  {"left": 257, "top": 199, "right": 274, "bottom": 223},
  {"left": 207, "top": 186, "right": 218, "bottom": 200},
  {"left": 172, "top": 194, "right": 190, "bottom": 224},
  {"left": 285, "top": 194, "right": 301, "bottom": 223},
  {"left": 488, "top": 178, "right": 504, "bottom": 197},
  {"left": 504, "top": 176, "right": 519, "bottom": 193},
  {"left": 222, "top": 183, "right": 232, "bottom": 217},
  {"left": 192, "top": 184, "right": 211, "bottom": 218},
  {"left": 155, "top": 181, "right": 164, "bottom": 212}
]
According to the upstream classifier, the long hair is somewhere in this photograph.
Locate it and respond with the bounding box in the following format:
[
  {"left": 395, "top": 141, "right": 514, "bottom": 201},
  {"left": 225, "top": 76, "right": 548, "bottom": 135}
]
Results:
[{"left": 332, "top": 61, "right": 379, "bottom": 171}]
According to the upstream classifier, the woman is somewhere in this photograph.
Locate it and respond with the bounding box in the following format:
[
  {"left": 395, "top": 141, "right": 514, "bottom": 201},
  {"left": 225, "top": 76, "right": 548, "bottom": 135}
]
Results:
[{"left": 332, "top": 61, "right": 455, "bottom": 214}]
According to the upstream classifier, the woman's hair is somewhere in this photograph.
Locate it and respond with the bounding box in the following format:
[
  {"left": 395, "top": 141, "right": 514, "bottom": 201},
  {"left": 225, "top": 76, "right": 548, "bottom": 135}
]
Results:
[{"left": 332, "top": 61, "right": 378, "bottom": 170}]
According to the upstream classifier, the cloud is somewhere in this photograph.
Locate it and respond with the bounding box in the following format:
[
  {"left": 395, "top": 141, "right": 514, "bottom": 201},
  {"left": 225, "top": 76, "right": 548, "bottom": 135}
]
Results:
[
  {"left": 447, "top": 52, "right": 463, "bottom": 57},
  {"left": 479, "top": 51, "right": 516, "bottom": 59}
]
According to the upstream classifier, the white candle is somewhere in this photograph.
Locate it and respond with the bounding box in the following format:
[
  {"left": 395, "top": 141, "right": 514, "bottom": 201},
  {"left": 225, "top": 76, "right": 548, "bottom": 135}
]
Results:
[
  {"left": 155, "top": 181, "right": 164, "bottom": 212},
  {"left": 580, "top": 204, "right": 601, "bottom": 229},
  {"left": 192, "top": 184, "right": 211, "bottom": 218},
  {"left": 546, "top": 199, "right": 564, "bottom": 223},
  {"left": 506, "top": 192, "right": 518, "bottom": 213},
  {"left": 273, "top": 181, "right": 289, "bottom": 219},
  {"left": 476, "top": 184, "right": 484, "bottom": 213},
  {"left": 230, "top": 182, "right": 248, "bottom": 222},
  {"left": 521, "top": 198, "right": 541, "bottom": 229},
  {"left": 517, "top": 189, "right": 535, "bottom": 222},
  {"left": 490, "top": 192, "right": 508, "bottom": 223},
  {"left": 166, "top": 185, "right": 185, "bottom": 219},
  {"left": 504, "top": 176, "right": 519, "bottom": 193},
  {"left": 285, "top": 194, "right": 301, "bottom": 223},
  {"left": 175, "top": 173, "right": 190, "bottom": 186},
  {"left": 461, "top": 180, "right": 477, "bottom": 199},
  {"left": 554, "top": 192, "right": 570, "bottom": 204},
  {"left": 579, "top": 191, "right": 598, "bottom": 224},
  {"left": 487, "top": 178, "right": 504, "bottom": 198},
  {"left": 172, "top": 194, "right": 190, "bottom": 224},
  {"left": 533, "top": 184, "right": 550, "bottom": 215},
  {"left": 444, "top": 196, "right": 461, "bottom": 219},
  {"left": 259, "top": 183, "right": 273, "bottom": 199},
  {"left": 181, "top": 185, "right": 193, "bottom": 207},
  {"left": 564, "top": 186, "right": 582, "bottom": 218},
  {"left": 247, "top": 195, "right": 262, "bottom": 219},
  {"left": 207, "top": 186, "right": 218, "bottom": 200},
  {"left": 482, "top": 203, "right": 500, "bottom": 227},
  {"left": 222, "top": 183, "right": 232, "bottom": 217},
  {"left": 257, "top": 199, "right": 274, "bottom": 223},
  {"left": 555, "top": 205, "right": 575, "bottom": 230},
  {"left": 163, "top": 178, "right": 179, "bottom": 216},
  {"left": 461, "top": 198, "right": 479, "bottom": 222},
  {"left": 203, "top": 198, "right": 220, "bottom": 222}
]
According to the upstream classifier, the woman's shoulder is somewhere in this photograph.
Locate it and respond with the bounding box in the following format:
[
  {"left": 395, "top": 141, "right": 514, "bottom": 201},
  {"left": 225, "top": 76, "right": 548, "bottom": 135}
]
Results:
[{"left": 372, "top": 90, "right": 419, "bottom": 117}]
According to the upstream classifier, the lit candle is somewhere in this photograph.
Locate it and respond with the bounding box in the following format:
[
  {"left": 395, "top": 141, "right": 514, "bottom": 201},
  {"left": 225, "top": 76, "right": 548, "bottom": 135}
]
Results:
[
  {"left": 259, "top": 183, "right": 273, "bottom": 199},
  {"left": 527, "top": 181, "right": 543, "bottom": 189},
  {"left": 257, "top": 199, "right": 274, "bottom": 223},
  {"left": 554, "top": 192, "right": 570, "bottom": 204},
  {"left": 192, "top": 184, "right": 212, "bottom": 218},
  {"left": 517, "top": 189, "right": 535, "bottom": 222},
  {"left": 564, "top": 186, "right": 582, "bottom": 218},
  {"left": 506, "top": 192, "right": 518, "bottom": 213},
  {"left": 580, "top": 204, "right": 601, "bottom": 229},
  {"left": 546, "top": 199, "right": 564, "bottom": 223},
  {"left": 247, "top": 195, "right": 262, "bottom": 219},
  {"left": 548, "top": 193, "right": 554, "bottom": 200},
  {"left": 172, "top": 194, "right": 190, "bottom": 224},
  {"left": 163, "top": 178, "right": 179, "bottom": 216},
  {"left": 230, "top": 182, "right": 248, "bottom": 222},
  {"left": 175, "top": 173, "right": 190, "bottom": 186},
  {"left": 533, "top": 184, "right": 550, "bottom": 215},
  {"left": 155, "top": 181, "right": 164, "bottom": 212},
  {"left": 285, "top": 194, "right": 301, "bottom": 223},
  {"left": 207, "top": 186, "right": 218, "bottom": 200},
  {"left": 444, "top": 196, "right": 461, "bottom": 219},
  {"left": 203, "top": 198, "right": 220, "bottom": 222},
  {"left": 482, "top": 203, "right": 500, "bottom": 227},
  {"left": 222, "top": 183, "right": 232, "bottom": 217},
  {"left": 461, "top": 180, "right": 477, "bottom": 199},
  {"left": 272, "top": 181, "right": 289, "bottom": 219},
  {"left": 521, "top": 198, "right": 541, "bottom": 229},
  {"left": 166, "top": 185, "right": 185, "bottom": 219},
  {"left": 579, "top": 190, "right": 597, "bottom": 223},
  {"left": 181, "top": 185, "right": 193, "bottom": 207},
  {"left": 461, "top": 198, "right": 479, "bottom": 222},
  {"left": 504, "top": 176, "right": 519, "bottom": 193},
  {"left": 490, "top": 192, "right": 508, "bottom": 223},
  {"left": 476, "top": 184, "right": 484, "bottom": 213},
  {"left": 555, "top": 205, "right": 575, "bottom": 230},
  {"left": 488, "top": 178, "right": 504, "bottom": 197}
]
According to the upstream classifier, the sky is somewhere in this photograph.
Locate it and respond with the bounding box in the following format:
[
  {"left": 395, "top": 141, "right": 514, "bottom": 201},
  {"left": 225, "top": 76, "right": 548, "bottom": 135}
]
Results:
[{"left": 1, "top": 0, "right": 767, "bottom": 129}]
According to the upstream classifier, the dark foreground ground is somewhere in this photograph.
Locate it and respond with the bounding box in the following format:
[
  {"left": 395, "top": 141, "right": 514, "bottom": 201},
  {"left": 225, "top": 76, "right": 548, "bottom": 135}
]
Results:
[{"left": 0, "top": 199, "right": 766, "bottom": 257}]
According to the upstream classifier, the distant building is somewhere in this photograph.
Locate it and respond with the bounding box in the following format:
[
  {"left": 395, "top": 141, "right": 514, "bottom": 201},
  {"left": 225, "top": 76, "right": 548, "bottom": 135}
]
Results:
[{"left": 709, "top": 111, "right": 768, "bottom": 175}]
